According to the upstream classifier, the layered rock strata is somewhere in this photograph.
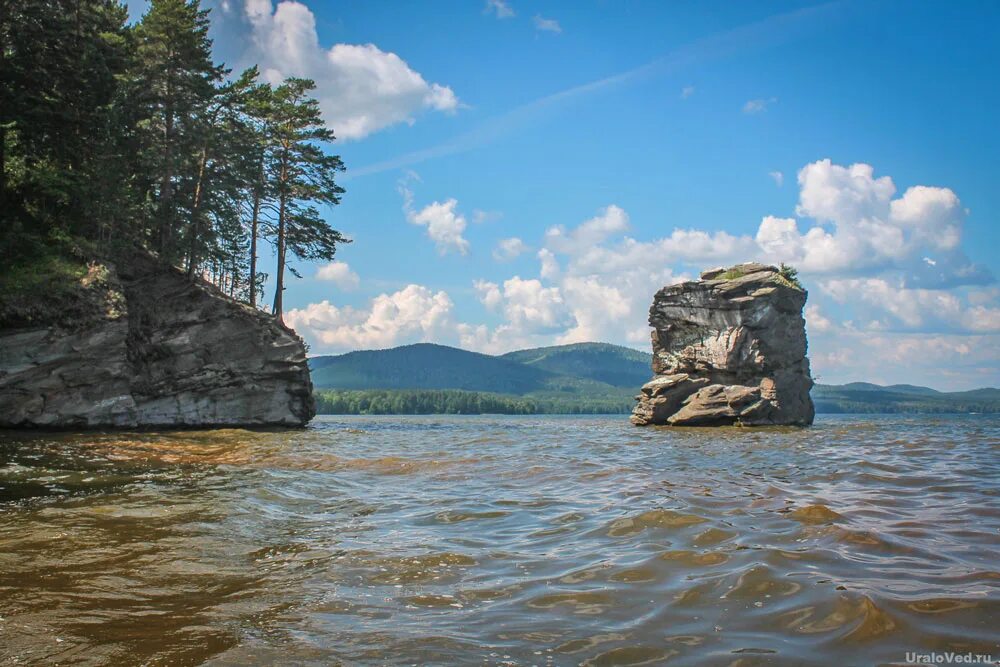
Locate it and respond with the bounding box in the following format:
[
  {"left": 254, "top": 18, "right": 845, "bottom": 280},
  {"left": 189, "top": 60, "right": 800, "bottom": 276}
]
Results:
[
  {"left": 0, "top": 252, "right": 315, "bottom": 428},
  {"left": 631, "top": 263, "right": 814, "bottom": 426}
]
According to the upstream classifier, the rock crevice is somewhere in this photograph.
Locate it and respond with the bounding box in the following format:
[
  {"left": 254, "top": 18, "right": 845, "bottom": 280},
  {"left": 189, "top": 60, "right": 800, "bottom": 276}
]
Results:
[
  {"left": 0, "top": 252, "right": 315, "bottom": 429},
  {"left": 631, "top": 263, "right": 814, "bottom": 427}
]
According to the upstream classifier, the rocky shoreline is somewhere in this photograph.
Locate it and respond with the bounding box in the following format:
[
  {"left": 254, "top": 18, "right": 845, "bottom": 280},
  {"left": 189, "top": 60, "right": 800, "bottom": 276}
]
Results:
[{"left": 0, "top": 252, "right": 315, "bottom": 429}]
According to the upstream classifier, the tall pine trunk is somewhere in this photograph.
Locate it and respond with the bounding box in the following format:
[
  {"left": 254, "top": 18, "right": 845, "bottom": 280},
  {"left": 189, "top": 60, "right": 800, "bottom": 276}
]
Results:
[
  {"left": 272, "top": 189, "right": 286, "bottom": 322},
  {"left": 158, "top": 98, "right": 175, "bottom": 256},
  {"left": 187, "top": 143, "right": 209, "bottom": 278},
  {"left": 247, "top": 160, "right": 263, "bottom": 308},
  {"left": 271, "top": 146, "right": 289, "bottom": 323},
  {"left": 0, "top": 124, "right": 6, "bottom": 216}
]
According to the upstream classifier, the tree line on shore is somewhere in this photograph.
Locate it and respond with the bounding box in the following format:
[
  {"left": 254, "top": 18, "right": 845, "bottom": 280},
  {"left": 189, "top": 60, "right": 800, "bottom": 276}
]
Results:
[
  {"left": 314, "top": 389, "right": 637, "bottom": 416},
  {"left": 1, "top": 0, "right": 348, "bottom": 320}
]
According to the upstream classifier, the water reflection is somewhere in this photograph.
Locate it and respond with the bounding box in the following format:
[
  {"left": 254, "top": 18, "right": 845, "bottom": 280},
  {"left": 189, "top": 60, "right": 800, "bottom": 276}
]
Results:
[{"left": 1, "top": 415, "right": 998, "bottom": 665}]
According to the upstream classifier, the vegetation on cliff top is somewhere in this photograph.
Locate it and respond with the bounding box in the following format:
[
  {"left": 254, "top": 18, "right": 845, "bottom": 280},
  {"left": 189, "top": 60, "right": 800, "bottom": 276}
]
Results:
[
  {"left": 715, "top": 263, "right": 803, "bottom": 290},
  {"left": 1, "top": 0, "right": 348, "bottom": 323}
]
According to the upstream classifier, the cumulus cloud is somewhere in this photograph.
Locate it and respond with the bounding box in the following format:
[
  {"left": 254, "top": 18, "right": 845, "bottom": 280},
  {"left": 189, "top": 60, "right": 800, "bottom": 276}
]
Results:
[
  {"left": 751, "top": 159, "right": 991, "bottom": 286},
  {"left": 399, "top": 175, "right": 471, "bottom": 255},
  {"left": 493, "top": 237, "right": 529, "bottom": 261},
  {"left": 286, "top": 285, "right": 454, "bottom": 352},
  {"left": 314, "top": 261, "right": 359, "bottom": 289},
  {"left": 533, "top": 14, "right": 562, "bottom": 33},
  {"left": 462, "top": 276, "right": 576, "bottom": 353},
  {"left": 288, "top": 158, "right": 997, "bottom": 388},
  {"left": 769, "top": 170, "right": 784, "bottom": 187},
  {"left": 544, "top": 205, "right": 630, "bottom": 255},
  {"left": 485, "top": 0, "right": 515, "bottom": 19},
  {"left": 805, "top": 304, "right": 832, "bottom": 333},
  {"left": 821, "top": 278, "right": 1000, "bottom": 333},
  {"left": 462, "top": 205, "right": 687, "bottom": 352},
  {"left": 538, "top": 248, "right": 559, "bottom": 280},
  {"left": 407, "top": 199, "right": 471, "bottom": 256},
  {"left": 475, "top": 277, "right": 573, "bottom": 333},
  {"left": 244, "top": 0, "right": 458, "bottom": 139},
  {"left": 806, "top": 328, "right": 999, "bottom": 390}
]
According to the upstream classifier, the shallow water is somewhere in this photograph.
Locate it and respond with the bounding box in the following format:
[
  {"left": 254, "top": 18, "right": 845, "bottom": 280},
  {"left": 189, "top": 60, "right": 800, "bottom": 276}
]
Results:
[{"left": 1, "top": 415, "right": 998, "bottom": 666}]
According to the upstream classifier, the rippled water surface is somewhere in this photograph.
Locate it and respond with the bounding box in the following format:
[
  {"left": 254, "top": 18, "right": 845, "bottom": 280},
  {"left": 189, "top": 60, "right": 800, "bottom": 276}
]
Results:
[{"left": 1, "top": 415, "right": 999, "bottom": 666}]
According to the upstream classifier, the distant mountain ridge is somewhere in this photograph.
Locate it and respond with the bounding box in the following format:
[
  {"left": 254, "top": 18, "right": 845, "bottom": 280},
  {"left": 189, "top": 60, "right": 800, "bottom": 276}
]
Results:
[{"left": 309, "top": 342, "right": 999, "bottom": 414}]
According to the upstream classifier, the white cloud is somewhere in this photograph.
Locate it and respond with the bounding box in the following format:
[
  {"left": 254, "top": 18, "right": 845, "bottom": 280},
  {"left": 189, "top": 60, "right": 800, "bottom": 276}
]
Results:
[
  {"left": 807, "top": 328, "right": 999, "bottom": 390},
  {"left": 289, "top": 159, "right": 997, "bottom": 389},
  {"left": 485, "top": 0, "right": 515, "bottom": 19},
  {"left": 749, "top": 159, "right": 989, "bottom": 284},
  {"left": 493, "top": 237, "right": 529, "bottom": 261},
  {"left": 743, "top": 97, "right": 777, "bottom": 113},
  {"left": 681, "top": 85, "right": 695, "bottom": 99},
  {"left": 474, "top": 280, "right": 503, "bottom": 310},
  {"left": 399, "top": 175, "right": 471, "bottom": 255},
  {"left": 407, "top": 199, "right": 471, "bottom": 256},
  {"left": 462, "top": 276, "right": 576, "bottom": 353},
  {"left": 805, "top": 304, "right": 832, "bottom": 333},
  {"left": 820, "top": 277, "right": 1000, "bottom": 333},
  {"left": 544, "top": 205, "right": 630, "bottom": 255},
  {"left": 769, "top": 170, "right": 784, "bottom": 187},
  {"left": 244, "top": 0, "right": 458, "bottom": 139},
  {"left": 890, "top": 185, "right": 962, "bottom": 251},
  {"left": 478, "top": 277, "right": 573, "bottom": 333},
  {"left": 466, "top": 205, "right": 687, "bottom": 352},
  {"left": 796, "top": 160, "right": 894, "bottom": 225},
  {"left": 533, "top": 14, "right": 562, "bottom": 33},
  {"left": 538, "top": 248, "right": 559, "bottom": 280},
  {"left": 314, "top": 261, "right": 360, "bottom": 289},
  {"left": 286, "top": 285, "right": 454, "bottom": 352}
]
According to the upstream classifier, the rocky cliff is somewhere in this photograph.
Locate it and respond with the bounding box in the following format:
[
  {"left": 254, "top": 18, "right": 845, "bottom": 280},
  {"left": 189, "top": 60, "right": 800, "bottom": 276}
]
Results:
[
  {"left": 631, "top": 263, "right": 814, "bottom": 427},
  {"left": 0, "top": 252, "right": 315, "bottom": 428}
]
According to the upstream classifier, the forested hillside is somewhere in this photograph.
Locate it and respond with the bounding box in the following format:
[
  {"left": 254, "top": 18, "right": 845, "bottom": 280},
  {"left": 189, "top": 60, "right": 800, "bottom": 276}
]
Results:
[
  {"left": 812, "top": 384, "right": 1000, "bottom": 414},
  {"left": 1, "top": 0, "right": 347, "bottom": 323},
  {"left": 310, "top": 344, "right": 554, "bottom": 393},
  {"left": 311, "top": 342, "right": 1000, "bottom": 415},
  {"left": 500, "top": 342, "right": 652, "bottom": 388}
]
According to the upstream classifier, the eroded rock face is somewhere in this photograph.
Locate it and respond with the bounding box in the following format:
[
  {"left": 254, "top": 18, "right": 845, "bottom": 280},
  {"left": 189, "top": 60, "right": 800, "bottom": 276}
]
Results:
[
  {"left": 631, "top": 263, "right": 814, "bottom": 427},
  {"left": 0, "top": 252, "right": 315, "bottom": 428}
]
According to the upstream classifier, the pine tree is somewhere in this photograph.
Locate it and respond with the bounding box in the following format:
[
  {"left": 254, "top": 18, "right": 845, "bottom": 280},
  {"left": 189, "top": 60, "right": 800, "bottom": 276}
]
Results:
[
  {"left": 238, "top": 75, "right": 276, "bottom": 309},
  {"left": 131, "top": 0, "right": 222, "bottom": 261},
  {"left": 0, "top": 0, "right": 130, "bottom": 251},
  {"left": 185, "top": 67, "right": 259, "bottom": 278},
  {"left": 265, "top": 77, "right": 347, "bottom": 322}
]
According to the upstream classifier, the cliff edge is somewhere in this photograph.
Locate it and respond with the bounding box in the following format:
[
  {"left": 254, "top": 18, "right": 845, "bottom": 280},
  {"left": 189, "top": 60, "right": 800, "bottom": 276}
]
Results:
[
  {"left": 631, "top": 263, "right": 814, "bottom": 427},
  {"left": 0, "top": 251, "right": 315, "bottom": 428}
]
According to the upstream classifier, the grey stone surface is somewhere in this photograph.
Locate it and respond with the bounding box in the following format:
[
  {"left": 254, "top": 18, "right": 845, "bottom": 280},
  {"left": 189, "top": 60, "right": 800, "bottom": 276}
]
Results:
[
  {"left": 631, "top": 263, "right": 814, "bottom": 427},
  {"left": 0, "top": 253, "right": 315, "bottom": 428}
]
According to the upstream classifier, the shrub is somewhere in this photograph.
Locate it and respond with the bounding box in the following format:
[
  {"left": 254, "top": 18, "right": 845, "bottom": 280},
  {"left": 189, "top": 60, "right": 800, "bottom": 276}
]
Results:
[{"left": 777, "top": 263, "right": 803, "bottom": 289}]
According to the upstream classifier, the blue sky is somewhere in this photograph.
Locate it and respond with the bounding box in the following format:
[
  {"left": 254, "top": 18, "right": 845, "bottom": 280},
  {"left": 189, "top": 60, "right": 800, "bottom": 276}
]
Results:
[{"left": 135, "top": 0, "right": 1000, "bottom": 389}]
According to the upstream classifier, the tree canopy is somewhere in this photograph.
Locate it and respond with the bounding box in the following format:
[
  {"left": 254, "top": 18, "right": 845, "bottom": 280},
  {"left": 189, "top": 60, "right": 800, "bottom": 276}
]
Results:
[{"left": 1, "top": 0, "right": 348, "bottom": 318}]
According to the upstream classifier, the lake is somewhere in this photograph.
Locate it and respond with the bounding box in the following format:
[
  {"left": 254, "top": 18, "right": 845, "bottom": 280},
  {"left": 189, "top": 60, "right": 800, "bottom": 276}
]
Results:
[{"left": 1, "top": 415, "right": 998, "bottom": 666}]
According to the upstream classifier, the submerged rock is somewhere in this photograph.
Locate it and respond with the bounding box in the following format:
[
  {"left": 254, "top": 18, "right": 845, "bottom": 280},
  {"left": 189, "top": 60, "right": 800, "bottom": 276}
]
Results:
[
  {"left": 631, "top": 262, "right": 814, "bottom": 427},
  {"left": 0, "top": 252, "right": 315, "bottom": 428}
]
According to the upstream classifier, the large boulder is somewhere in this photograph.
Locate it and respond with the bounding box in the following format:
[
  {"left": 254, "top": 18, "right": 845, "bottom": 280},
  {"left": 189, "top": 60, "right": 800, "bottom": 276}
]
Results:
[
  {"left": 631, "top": 263, "right": 814, "bottom": 427},
  {"left": 0, "top": 252, "right": 315, "bottom": 428}
]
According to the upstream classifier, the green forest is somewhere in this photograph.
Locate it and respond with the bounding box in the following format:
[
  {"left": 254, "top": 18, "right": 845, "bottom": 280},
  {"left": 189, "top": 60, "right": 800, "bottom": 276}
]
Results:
[
  {"left": 1, "top": 0, "right": 347, "bottom": 320},
  {"left": 314, "top": 389, "right": 636, "bottom": 416}
]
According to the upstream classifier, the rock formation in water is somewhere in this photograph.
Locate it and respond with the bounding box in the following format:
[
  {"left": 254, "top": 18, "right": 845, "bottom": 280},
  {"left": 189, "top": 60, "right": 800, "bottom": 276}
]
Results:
[
  {"left": 0, "top": 252, "right": 315, "bottom": 428},
  {"left": 631, "top": 263, "right": 814, "bottom": 427}
]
